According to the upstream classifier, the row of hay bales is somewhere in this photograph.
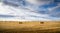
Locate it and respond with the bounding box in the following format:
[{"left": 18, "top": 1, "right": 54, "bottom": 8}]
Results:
[{"left": 0, "top": 21, "right": 60, "bottom": 31}]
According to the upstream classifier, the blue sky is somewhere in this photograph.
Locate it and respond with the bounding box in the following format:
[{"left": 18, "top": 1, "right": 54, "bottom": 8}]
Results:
[{"left": 0, "top": 0, "right": 60, "bottom": 21}]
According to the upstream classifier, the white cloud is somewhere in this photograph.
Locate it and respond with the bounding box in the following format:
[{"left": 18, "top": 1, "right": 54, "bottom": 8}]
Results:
[
  {"left": 0, "top": 0, "right": 60, "bottom": 21},
  {"left": 26, "top": 0, "right": 54, "bottom": 6},
  {"left": 0, "top": 2, "right": 51, "bottom": 21}
]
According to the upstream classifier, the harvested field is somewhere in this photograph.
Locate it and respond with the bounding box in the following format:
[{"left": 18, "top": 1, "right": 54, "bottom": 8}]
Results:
[{"left": 0, "top": 21, "right": 60, "bottom": 33}]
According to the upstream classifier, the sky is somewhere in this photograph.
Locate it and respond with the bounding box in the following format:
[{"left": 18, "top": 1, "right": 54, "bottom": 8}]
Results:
[{"left": 0, "top": 0, "right": 60, "bottom": 21}]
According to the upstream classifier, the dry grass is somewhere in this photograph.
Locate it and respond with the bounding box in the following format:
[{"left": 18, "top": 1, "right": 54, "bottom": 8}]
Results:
[{"left": 0, "top": 21, "right": 60, "bottom": 33}]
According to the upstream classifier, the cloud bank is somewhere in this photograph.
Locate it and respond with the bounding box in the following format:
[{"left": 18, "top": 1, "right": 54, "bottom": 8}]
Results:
[{"left": 0, "top": 0, "right": 60, "bottom": 21}]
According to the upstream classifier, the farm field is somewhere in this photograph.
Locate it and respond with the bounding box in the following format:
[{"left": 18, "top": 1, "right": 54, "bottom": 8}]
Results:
[{"left": 0, "top": 21, "right": 60, "bottom": 33}]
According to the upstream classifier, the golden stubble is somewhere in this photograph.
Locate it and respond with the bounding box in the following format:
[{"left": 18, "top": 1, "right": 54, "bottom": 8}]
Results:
[{"left": 0, "top": 21, "right": 60, "bottom": 30}]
